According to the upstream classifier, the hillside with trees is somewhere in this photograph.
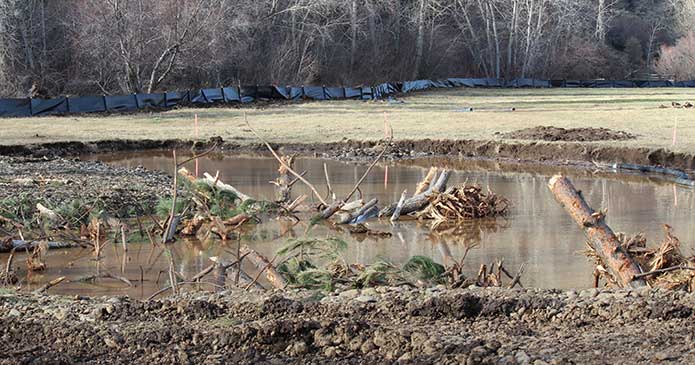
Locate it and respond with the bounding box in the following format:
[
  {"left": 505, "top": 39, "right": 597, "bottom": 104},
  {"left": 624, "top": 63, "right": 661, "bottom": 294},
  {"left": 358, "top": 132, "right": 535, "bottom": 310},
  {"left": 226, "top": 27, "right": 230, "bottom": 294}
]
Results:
[{"left": 0, "top": 0, "right": 693, "bottom": 97}]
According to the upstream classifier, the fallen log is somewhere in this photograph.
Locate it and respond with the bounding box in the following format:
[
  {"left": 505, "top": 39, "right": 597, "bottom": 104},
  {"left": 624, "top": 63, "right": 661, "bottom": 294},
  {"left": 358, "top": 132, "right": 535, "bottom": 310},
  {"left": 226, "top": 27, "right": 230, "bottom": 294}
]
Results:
[
  {"left": 178, "top": 167, "right": 254, "bottom": 202},
  {"left": 316, "top": 200, "right": 344, "bottom": 221},
  {"left": 379, "top": 170, "right": 451, "bottom": 218},
  {"left": 548, "top": 175, "right": 646, "bottom": 288},
  {"left": 1, "top": 240, "right": 77, "bottom": 253},
  {"left": 337, "top": 198, "right": 378, "bottom": 224},
  {"left": 240, "top": 246, "right": 287, "bottom": 289},
  {"left": 202, "top": 172, "right": 253, "bottom": 202},
  {"left": 340, "top": 199, "right": 364, "bottom": 212},
  {"left": 352, "top": 206, "right": 379, "bottom": 224}
]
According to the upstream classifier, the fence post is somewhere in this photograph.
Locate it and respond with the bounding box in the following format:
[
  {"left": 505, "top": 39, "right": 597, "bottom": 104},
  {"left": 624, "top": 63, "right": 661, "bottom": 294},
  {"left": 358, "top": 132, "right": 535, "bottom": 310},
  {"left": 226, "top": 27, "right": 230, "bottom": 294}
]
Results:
[
  {"left": 102, "top": 95, "right": 107, "bottom": 111},
  {"left": 301, "top": 85, "right": 305, "bottom": 100},
  {"left": 65, "top": 97, "right": 70, "bottom": 113},
  {"left": 28, "top": 97, "right": 33, "bottom": 116},
  {"left": 359, "top": 86, "right": 364, "bottom": 100},
  {"left": 163, "top": 92, "right": 168, "bottom": 107},
  {"left": 133, "top": 94, "right": 139, "bottom": 109},
  {"left": 322, "top": 85, "right": 327, "bottom": 100}
]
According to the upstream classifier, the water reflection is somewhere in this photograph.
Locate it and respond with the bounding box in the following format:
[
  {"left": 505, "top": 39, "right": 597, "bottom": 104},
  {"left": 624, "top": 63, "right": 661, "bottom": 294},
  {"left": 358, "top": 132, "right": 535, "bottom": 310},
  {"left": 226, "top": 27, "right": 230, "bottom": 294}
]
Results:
[{"left": 2, "top": 152, "right": 693, "bottom": 297}]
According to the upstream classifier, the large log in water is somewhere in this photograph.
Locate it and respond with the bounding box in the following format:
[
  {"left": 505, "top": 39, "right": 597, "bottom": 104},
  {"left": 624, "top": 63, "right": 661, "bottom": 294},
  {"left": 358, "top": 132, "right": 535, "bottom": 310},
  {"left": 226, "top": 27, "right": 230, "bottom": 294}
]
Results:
[{"left": 548, "top": 175, "right": 646, "bottom": 288}]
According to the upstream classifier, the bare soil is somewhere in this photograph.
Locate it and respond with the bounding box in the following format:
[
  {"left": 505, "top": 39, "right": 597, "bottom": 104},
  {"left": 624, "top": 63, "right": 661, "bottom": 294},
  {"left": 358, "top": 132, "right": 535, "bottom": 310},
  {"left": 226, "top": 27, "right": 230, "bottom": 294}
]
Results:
[
  {"left": 500, "top": 126, "right": 636, "bottom": 142},
  {"left": 1, "top": 135, "right": 694, "bottom": 172},
  {"left": 0, "top": 156, "right": 171, "bottom": 217},
  {"left": 1, "top": 287, "right": 693, "bottom": 364}
]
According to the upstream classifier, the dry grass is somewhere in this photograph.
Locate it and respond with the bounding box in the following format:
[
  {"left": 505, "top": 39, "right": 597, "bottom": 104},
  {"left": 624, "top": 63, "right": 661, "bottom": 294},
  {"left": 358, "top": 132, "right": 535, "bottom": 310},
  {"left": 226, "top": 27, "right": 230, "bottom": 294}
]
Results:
[{"left": 1, "top": 88, "right": 695, "bottom": 153}]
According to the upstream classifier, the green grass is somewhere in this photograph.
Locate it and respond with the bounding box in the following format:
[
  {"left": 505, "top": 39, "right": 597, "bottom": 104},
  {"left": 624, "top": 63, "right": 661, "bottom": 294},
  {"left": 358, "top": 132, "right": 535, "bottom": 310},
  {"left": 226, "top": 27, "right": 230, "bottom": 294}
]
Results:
[{"left": 1, "top": 88, "right": 695, "bottom": 153}]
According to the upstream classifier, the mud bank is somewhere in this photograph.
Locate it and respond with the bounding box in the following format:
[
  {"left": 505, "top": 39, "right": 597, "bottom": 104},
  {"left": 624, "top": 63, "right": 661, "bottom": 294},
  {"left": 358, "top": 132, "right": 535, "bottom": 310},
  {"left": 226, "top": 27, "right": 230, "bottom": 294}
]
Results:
[
  {"left": 1, "top": 137, "right": 694, "bottom": 172},
  {"left": 1, "top": 287, "right": 693, "bottom": 364}
]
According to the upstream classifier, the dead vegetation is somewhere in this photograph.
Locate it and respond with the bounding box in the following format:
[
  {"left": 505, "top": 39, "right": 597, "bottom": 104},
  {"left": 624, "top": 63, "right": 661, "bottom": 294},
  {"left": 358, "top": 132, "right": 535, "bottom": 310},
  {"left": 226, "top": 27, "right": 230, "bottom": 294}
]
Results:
[{"left": 417, "top": 184, "right": 509, "bottom": 223}]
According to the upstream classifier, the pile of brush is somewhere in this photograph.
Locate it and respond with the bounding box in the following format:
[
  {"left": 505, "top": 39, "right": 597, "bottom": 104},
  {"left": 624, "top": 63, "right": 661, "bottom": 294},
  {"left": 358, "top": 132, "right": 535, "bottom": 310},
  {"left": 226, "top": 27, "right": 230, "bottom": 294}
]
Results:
[
  {"left": 587, "top": 225, "right": 695, "bottom": 290},
  {"left": 168, "top": 167, "right": 274, "bottom": 241},
  {"left": 418, "top": 184, "right": 509, "bottom": 222}
]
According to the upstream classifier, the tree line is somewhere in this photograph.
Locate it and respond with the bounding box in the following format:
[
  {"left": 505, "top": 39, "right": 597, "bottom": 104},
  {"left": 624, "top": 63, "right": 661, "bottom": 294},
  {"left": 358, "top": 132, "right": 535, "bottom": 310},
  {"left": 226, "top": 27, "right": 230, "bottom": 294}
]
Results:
[{"left": 0, "top": 0, "right": 693, "bottom": 98}]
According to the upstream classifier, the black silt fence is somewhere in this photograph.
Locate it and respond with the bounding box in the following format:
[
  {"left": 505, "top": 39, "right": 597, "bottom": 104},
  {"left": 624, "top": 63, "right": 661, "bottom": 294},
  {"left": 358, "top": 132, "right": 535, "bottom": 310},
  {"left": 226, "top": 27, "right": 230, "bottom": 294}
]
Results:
[{"left": 2, "top": 77, "right": 694, "bottom": 117}]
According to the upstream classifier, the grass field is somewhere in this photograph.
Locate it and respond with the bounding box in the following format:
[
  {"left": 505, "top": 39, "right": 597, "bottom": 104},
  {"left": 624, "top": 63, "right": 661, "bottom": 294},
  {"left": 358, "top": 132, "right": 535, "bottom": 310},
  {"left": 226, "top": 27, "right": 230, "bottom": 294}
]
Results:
[{"left": 2, "top": 88, "right": 695, "bottom": 153}]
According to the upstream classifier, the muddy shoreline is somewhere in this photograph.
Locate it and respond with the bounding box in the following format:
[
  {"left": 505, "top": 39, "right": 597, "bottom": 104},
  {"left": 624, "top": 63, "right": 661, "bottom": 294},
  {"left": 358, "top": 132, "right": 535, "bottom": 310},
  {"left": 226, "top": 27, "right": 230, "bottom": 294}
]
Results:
[
  {"left": 2, "top": 139, "right": 694, "bottom": 364},
  {"left": 1, "top": 286, "right": 693, "bottom": 364},
  {"left": 1, "top": 137, "right": 694, "bottom": 172}
]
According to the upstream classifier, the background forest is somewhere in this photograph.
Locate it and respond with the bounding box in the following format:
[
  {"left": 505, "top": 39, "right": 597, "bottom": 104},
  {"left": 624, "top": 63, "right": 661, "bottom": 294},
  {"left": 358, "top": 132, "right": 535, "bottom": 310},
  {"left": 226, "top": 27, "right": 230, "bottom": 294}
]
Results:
[{"left": 0, "top": 0, "right": 694, "bottom": 97}]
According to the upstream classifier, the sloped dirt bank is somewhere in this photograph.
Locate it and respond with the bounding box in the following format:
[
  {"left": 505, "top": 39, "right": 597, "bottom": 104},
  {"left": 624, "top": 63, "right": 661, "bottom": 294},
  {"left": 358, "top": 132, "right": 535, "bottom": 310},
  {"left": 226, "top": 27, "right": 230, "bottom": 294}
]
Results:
[
  {"left": 1, "top": 287, "right": 693, "bottom": 364},
  {"left": 1, "top": 137, "right": 693, "bottom": 172}
]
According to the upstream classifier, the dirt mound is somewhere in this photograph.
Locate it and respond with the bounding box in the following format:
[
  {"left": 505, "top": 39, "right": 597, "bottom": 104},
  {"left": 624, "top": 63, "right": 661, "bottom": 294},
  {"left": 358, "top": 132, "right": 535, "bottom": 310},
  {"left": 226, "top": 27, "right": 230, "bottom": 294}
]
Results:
[
  {"left": 1, "top": 287, "right": 694, "bottom": 364},
  {"left": 0, "top": 156, "right": 171, "bottom": 217},
  {"left": 501, "top": 126, "right": 636, "bottom": 142}
]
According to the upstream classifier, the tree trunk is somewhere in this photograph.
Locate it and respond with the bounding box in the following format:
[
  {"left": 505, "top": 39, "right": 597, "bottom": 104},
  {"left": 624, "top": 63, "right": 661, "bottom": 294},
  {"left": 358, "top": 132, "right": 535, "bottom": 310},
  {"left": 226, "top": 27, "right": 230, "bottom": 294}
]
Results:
[
  {"left": 350, "top": 0, "right": 358, "bottom": 74},
  {"left": 489, "top": 3, "right": 501, "bottom": 79},
  {"left": 548, "top": 175, "right": 646, "bottom": 288},
  {"left": 412, "top": 0, "right": 426, "bottom": 79},
  {"left": 521, "top": 0, "right": 534, "bottom": 78},
  {"left": 507, "top": 0, "right": 518, "bottom": 77},
  {"left": 595, "top": 0, "right": 606, "bottom": 42}
]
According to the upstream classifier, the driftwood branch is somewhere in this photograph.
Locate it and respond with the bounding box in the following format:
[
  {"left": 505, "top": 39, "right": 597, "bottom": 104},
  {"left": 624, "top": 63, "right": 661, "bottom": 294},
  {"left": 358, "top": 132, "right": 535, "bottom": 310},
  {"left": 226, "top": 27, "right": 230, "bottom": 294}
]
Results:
[
  {"left": 240, "top": 245, "right": 287, "bottom": 289},
  {"left": 72, "top": 272, "right": 133, "bottom": 287},
  {"left": 323, "top": 163, "right": 334, "bottom": 201},
  {"left": 245, "top": 115, "right": 328, "bottom": 206},
  {"left": 33, "top": 276, "right": 66, "bottom": 294},
  {"left": 146, "top": 281, "right": 227, "bottom": 301},
  {"left": 633, "top": 265, "right": 695, "bottom": 279},
  {"left": 415, "top": 167, "right": 437, "bottom": 195},
  {"left": 507, "top": 264, "right": 526, "bottom": 289},
  {"left": 343, "top": 141, "right": 392, "bottom": 202},
  {"left": 390, "top": 190, "right": 408, "bottom": 222}
]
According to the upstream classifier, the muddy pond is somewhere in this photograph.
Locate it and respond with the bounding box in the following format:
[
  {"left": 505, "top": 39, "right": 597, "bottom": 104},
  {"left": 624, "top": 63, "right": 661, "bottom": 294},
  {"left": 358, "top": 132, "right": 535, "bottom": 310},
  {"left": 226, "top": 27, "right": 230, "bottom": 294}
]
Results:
[{"left": 4, "top": 153, "right": 694, "bottom": 298}]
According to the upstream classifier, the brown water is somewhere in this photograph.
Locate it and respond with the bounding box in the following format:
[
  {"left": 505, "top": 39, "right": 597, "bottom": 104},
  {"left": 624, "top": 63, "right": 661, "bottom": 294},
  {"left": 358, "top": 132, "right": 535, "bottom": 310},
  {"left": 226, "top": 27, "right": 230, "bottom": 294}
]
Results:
[{"left": 4, "top": 153, "right": 694, "bottom": 298}]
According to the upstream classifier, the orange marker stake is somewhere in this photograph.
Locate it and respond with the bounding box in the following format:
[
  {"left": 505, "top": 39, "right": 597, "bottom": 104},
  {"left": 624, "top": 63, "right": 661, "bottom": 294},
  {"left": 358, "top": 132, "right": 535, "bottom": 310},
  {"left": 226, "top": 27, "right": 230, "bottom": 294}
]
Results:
[
  {"left": 194, "top": 114, "right": 200, "bottom": 177},
  {"left": 384, "top": 165, "right": 389, "bottom": 189}
]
